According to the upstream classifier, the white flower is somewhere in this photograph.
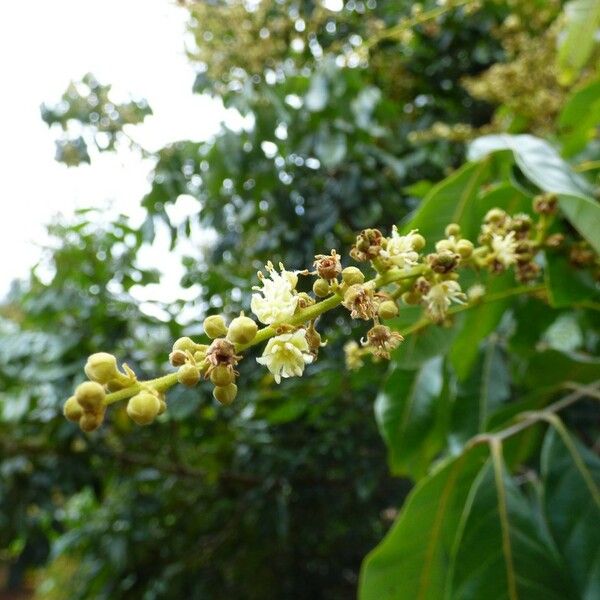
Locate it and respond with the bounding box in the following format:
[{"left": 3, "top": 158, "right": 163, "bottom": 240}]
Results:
[
  {"left": 250, "top": 262, "right": 298, "bottom": 325},
  {"left": 380, "top": 226, "right": 420, "bottom": 269},
  {"left": 256, "top": 329, "right": 313, "bottom": 383},
  {"left": 423, "top": 280, "right": 467, "bottom": 321},
  {"left": 491, "top": 231, "right": 518, "bottom": 267}
]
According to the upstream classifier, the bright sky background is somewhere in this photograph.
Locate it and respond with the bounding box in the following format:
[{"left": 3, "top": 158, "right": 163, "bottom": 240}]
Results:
[{"left": 0, "top": 0, "right": 230, "bottom": 303}]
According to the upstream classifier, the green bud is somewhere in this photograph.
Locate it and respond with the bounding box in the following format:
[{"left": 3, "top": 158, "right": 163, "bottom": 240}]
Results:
[
  {"left": 75, "top": 381, "right": 105, "bottom": 412},
  {"left": 484, "top": 208, "right": 507, "bottom": 224},
  {"left": 411, "top": 233, "right": 426, "bottom": 251},
  {"left": 158, "top": 398, "right": 167, "bottom": 415},
  {"left": 127, "top": 392, "right": 160, "bottom": 426},
  {"left": 203, "top": 315, "right": 228, "bottom": 339},
  {"left": 177, "top": 363, "right": 201, "bottom": 387},
  {"left": 63, "top": 396, "right": 84, "bottom": 422},
  {"left": 435, "top": 239, "right": 455, "bottom": 253},
  {"left": 84, "top": 352, "right": 119, "bottom": 384},
  {"left": 213, "top": 383, "right": 238, "bottom": 406},
  {"left": 378, "top": 300, "right": 399, "bottom": 320},
  {"left": 313, "top": 278, "right": 330, "bottom": 298},
  {"left": 173, "top": 337, "right": 199, "bottom": 353},
  {"left": 341, "top": 267, "right": 365, "bottom": 286},
  {"left": 455, "top": 239, "right": 474, "bottom": 258},
  {"left": 210, "top": 365, "right": 235, "bottom": 387},
  {"left": 227, "top": 315, "right": 258, "bottom": 345},
  {"left": 401, "top": 291, "right": 421, "bottom": 305},
  {"left": 445, "top": 223, "right": 461, "bottom": 237},
  {"left": 79, "top": 411, "right": 104, "bottom": 432}
]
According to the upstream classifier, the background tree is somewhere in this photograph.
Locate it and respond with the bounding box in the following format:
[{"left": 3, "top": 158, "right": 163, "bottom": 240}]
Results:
[{"left": 1, "top": 1, "right": 599, "bottom": 598}]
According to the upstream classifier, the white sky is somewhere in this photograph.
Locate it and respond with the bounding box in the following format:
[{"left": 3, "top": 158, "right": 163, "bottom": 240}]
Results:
[{"left": 0, "top": 0, "right": 230, "bottom": 304}]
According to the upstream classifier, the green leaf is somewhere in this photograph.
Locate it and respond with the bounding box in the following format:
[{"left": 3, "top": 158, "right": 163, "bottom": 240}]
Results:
[
  {"left": 452, "top": 340, "right": 510, "bottom": 444},
  {"left": 449, "top": 271, "right": 513, "bottom": 380},
  {"left": 541, "top": 426, "right": 600, "bottom": 600},
  {"left": 545, "top": 251, "right": 598, "bottom": 308},
  {"left": 468, "top": 134, "right": 600, "bottom": 252},
  {"left": 374, "top": 358, "right": 445, "bottom": 479},
  {"left": 557, "top": 0, "right": 600, "bottom": 85},
  {"left": 449, "top": 455, "right": 574, "bottom": 600},
  {"left": 401, "top": 160, "right": 490, "bottom": 248},
  {"left": 359, "top": 445, "right": 489, "bottom": 600},
  {"left": 523, "top": 349, "right": 600, "bottom": 390},
  {"left": 558, "top": 78, "right": 600, "bottom": 156}
]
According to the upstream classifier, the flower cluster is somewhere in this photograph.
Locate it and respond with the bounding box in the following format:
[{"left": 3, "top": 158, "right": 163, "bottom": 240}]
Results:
[{"left": 64, "top": 193, "right": 589, "bottom": 430}]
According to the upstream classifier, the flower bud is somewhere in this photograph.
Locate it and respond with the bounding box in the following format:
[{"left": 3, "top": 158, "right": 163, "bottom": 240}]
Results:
[
  {"left": 213, "top": 383, "right": 238, "bottom": 406},
  {"left": 313, "top": 278, "right": 330, "bottom": 298},
  {"left": 75, "top": 381, "right": 105, "bottom": 413},
  {"left": 169, "top": 350, "right": 187, "bottom": 367},
  {"left": 172, "top": 337, "right": 199, "bottom": 353},
  {"left": 296, "top": 292, "right": 316, "bottom": 310},
  {"left": 401, "top": 291, "right": 421, "bottom": 305},
  {"left": 411, "top": 233, "right": 426, "bottom": 251},
  {"left": 84, "top": 352, "right": 119, "bottom": 384},
  {"left": 158, "top": 398, "right": 167, "bottom": 415},
  {"left": 484, "top": 208, "right": 507, "bottom": 224},
  {"left": 341, "top": 266, "right": 365, "bottom": 286},
  {"left": 209, "top": 365, "right": 235, "bottom": 387},
  {"left": 203, "top": 315, "right": 228, "bottom": 339},
  {"left": 79, "top": 411, "right": 104, "bottom": 432},
  {"left": 378, "top": 300, "right": 399, "bottom": 320},
  {"left": 127, "top": 392, "right": 160, "bottom": 425},
  {"left": 177, "top": 363, "right": 201, "bottom": 387},
  {"left": 63, "top": 396, "right": 84, "bottom": 422},
  {"left": 435, "top": 239, "right": 455, "bottom": 253},
  {"left": 455, "top": 239, "right": 474, "bottom": 258},
  {"left": 227, "top": 315, "right": 258, "bottom": 345},
  {"left": 445, "top": 223, "right": 461, "bottom": 237}
]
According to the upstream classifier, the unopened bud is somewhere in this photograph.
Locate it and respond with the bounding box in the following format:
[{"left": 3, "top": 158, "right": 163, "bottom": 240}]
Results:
[
  {"left": 63, "top": 396, "right": 84, "bottom": 422},
  {"left": 79, "top": 411, "right": 104, "bottom": 432},
  {"left": 203, "top": 315, "right": 228, "bottom": 339},
  {"left": 378, "top": 300, "right": 399, "bottom": 320},
  {"left": 213, "top": 383, "right": 238, "bottom": 406},
  {"left": 341, "top": 266, "right": 365, "bottom": 286},
  {"left": 445, "top": 223, "right": 461, "bottom": 237},
  {"left": 210, "top": 365, "right": 235, "bottom": 387},
  {"left": 411, "top": 233, "right": 426, "bottom": 251},
  {"left": 484, "top": 208, "right": 507, "bottom": 224},
  {"left": 84, "top": 352, "right": 119, "bottom": 384},
  {"left": 313, "top": 278, "right": 330, "bottom": 298},
  {"left": 75, "top": 381, "right": 105, "bottom": 413},
  {"left": 455, "top": 239, "right": 474, "bottom": 258},
  {"left": 173, "top": 337, "right": 199, "bottom": 353},
  {"left": 227, "top": 315, "right": 258, "bottom": 345},
  {"left": 178, "top": 363, "right": 201, "bottom": 387},
  {"left": 435, "top": 239, "right": 455, "bottom": 253},
  {"left": 127, "top": 392, "right": 160, "bottom": 425},
  {"left": 401, "top": 291, "right": 421, "bottom": 305}
]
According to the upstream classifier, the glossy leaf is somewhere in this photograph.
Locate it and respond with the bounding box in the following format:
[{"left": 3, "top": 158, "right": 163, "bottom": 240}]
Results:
[
  {"left": 374, "top": 358, "right": 445, "bottom": 479},
  {"left": 541, "top": 426, "right": 600, "bottom": 600},
  {"left": 545, "top": 251, "right": 598, "bottom": 308},
  {"left": 359, "top": 445, "right": 489, "bottom": 600}
]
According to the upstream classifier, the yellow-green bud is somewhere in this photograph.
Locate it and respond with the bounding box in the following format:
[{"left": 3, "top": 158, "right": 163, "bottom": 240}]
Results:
[
  {"left": 210, "top": 365, "right": 235, "bottom": 387},
  {"left": 84, "top": 352, "right": 119, "bottom": 384},
  {"left": 79, "top": 411, "right": 104, "bottom": 432},
  {"left": 445, "top": 223, "right": 461, "bottom": 237},
  {"left": 435, "top": 239, "right": 455, "bottom": 253},
  {"left": 75, "top": 381, "right": 105, "bottom": 412},
  {"left": 227, "top": 315, "right": 258, "bottom": 345},
  {"left": 177, "top": 363, "right": 200, "bottom": 387},
  {"left": 455, "top": 239, "right": 474, "bottom": 258},
  {"left": 484, "top": 208, "right": 507, "bottom": 223},
  {"left": 411, "top": 233, "right": 426, "bottom": 251},
  {"left": 378, "top": 300, "right": 399, "bottom": 320},
  {"left": 158, "top": 399, "right": 167, "bottom": 415},
  {"left": 173, "top": 337, "right": 199, "bottom": 353},
  {"left": 213, "top": 383, "right": 238, "bottom": 406},
  {"left": 203, "top": 315, "right": 228, "bottom": 339},
  {"left": 127, "top": 392, "right": 160, "bottom": 426},
  {"left": 63, "top": 396, "right": 84, "bottom": 422},
  {"left": 313, "top": 278, "right": 330, "bottom": 298},
  {"left": 341, "top": 266, "right": 365, "bottom": 286}
]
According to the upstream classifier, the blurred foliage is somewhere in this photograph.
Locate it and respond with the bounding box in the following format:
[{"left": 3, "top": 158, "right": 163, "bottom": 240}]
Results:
[{"left": 1, "top": 0, "right": 599, "bottom": 598}]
